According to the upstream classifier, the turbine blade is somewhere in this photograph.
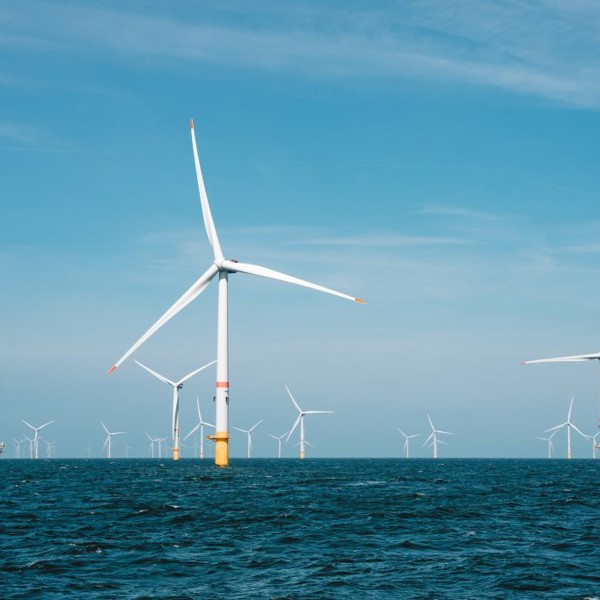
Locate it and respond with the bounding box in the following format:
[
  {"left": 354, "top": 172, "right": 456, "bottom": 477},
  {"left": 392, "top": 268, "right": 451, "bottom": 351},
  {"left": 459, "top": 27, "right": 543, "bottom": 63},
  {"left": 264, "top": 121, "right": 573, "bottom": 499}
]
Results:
[
  {"left": 249, "top": 420, "right": 263, "bottom": 432},
  {"left": 522, "top": 352, "right": 600, "bottom": 364},
  {"left": 108, "top": 264, "right": 218, "bottom": 374},
  {"left": 38, "top": 420, "right": 55, "bottom": 431},
  {"left": 21, "top": 419, "right": 35, "bottom": 431},
  {"left": 397, "top": 428, "right": 406, "bottom": 438},
  {"left": 545, "top": 423, "right": 566, "bottom": 433},
  {"left": 571, "top": 424, "right": 589, "bottom": 439},
  {"left": 437, "top": 430, "right": 453, "bottom": 435},
  {"left": 568, "top": 397, "right": 574, "bottom": 422},
  {"left": 222, "top": 260, "right": 365, "bottom": 304},
  {"left": 135, "top": 361, "right": 175, "bottom": 386},
  {"left": 304, "top": 411, "right": 334, "bottom": 415},
  {"left": 190, "top": 119, "right": 223, "bottom": 261},
  {"left": 183, "top": 423, "right": 201, "bottom": 441},
  {"left": 233, "top": 427, "right": 247, "bottom": 433},
  {"left": 427, "top": 413, "right": 435, "bottom": 430},
  {"left": 286, "top": 415, "right": 302, "bottom": 442},
  {"left": 285, "top": 385, "right": 303, "bottom": 413},
  {"left": 177, "top": 360, "right": 217, "bottom": 386},
  {"left": 100, "top": 421, "right": 109, "bottom": 434}
]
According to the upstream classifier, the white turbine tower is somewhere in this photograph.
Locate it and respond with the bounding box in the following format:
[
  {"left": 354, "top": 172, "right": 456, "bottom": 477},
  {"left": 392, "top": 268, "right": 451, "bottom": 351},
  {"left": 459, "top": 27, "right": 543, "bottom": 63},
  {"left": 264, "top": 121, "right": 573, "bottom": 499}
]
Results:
[
  {"left": 423, "top": 414, "right": 453, "bottom": 459},
  {"left": 268, "top": 432, "right": 287, "bottom": 458},
  {"left": 135, "top": 360, "right": 215, "bottom": 461},
  {"left": 285, "top": 385, "right": 334, "bottom": 459},
  {"left": 545, "top": 397, "right": 589, "bottom": 459},
  {"left": 21, "top": 419, "right": 54, "bottom": 460},
  {"left": 522, "top": 351, "right": 600, "bottom": 428},
  {"left": 536, "top": 430, "right": 557, "bottom": 459},
  {"left": 101, "top": 421, "right": 125, "bottom": 459},
  {"left": 184, "top": 398, "right": 215, "bottom": 459},
  {"left": 397, "top": 428, "right": 421, "bottom": 458},
  {"left": 233, "top": 420, "right": 263, "bottom": 458},
  {"left": 108, "top": 120, "right": 365, "bottom": 467}
]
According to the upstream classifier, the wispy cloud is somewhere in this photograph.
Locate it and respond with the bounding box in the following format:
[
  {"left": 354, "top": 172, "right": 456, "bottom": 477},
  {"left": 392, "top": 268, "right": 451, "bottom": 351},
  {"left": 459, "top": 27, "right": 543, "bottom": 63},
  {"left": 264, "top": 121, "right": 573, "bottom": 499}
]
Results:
[
  {"left": 0, "top": 122, "right": 39, "bottom": 144},
  {"left": 301, "top": 233, "right": 470, "bottom": 247},
  {"left": 4, "top": 1, "right": 600, "bottom": 107}
]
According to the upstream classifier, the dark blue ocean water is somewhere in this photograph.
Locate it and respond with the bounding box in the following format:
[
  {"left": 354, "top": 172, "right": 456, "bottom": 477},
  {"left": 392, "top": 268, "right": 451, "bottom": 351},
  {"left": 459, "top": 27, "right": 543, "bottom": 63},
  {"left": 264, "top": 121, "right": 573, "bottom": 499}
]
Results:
[{"left": 2, "top": 459, "right": 600, "bottom": 599}]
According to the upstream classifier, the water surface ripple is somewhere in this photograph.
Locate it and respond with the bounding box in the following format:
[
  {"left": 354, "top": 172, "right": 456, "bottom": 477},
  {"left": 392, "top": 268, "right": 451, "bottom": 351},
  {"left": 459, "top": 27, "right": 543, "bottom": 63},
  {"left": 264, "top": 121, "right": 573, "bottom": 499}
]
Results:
[{"left": 2, "top": 459, "right": 600, "bottom": 598}]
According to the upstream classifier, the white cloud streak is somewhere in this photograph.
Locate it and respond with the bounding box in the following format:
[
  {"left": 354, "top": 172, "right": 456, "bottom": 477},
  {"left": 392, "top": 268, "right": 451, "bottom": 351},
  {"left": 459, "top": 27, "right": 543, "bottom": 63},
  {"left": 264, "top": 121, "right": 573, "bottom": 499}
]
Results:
[{"left": 3, "top": 1, "right": 600, "bottom": 107}]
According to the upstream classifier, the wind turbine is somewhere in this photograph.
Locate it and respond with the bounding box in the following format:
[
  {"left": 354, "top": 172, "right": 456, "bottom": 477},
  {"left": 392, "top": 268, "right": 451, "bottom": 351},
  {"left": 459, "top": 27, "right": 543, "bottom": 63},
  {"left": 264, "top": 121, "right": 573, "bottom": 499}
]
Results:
[
  {"left": 108, "top": 120, "right": 365, "bottom": 467},
  {"left": 536, "top": 430, "right": 557, "bottom": 459},
  {"left": 423, "top": 414, "right": 453, "bottom": 459},
  {"left": 285, "top": 385, "right": 334, "bottom": 459},
  {"left": 12, "top": 438, "right": 25, "bottom": 459},
  {"left": 397, "top": 428, "right": 421, "bottom": 458},
  {"left": 43, "top": 440, "right": 56, "bottom": 459},
  {"left": 21, "top": 419, "right": 54, "bottom": 459},
  {"left": 522, "top": 351, "right": 600, "bottom": 428},
  {"left": 101, "top": 421, "right": 125, "bottom": 459},
  {"left": 268, "top": 432, "right": 287, "bottom": 458},
  {"left": 135, "top": 360, "right": 215, "bottom": 461},
  {"left": 23, "top": 435, "right": 34, "bottom": 459},
  {"left": 545, "top": 397, "right": 589, "bottom": 459},
  {"left": 146, "top": 433, "right": 159, "bottom": 458},
  {"left": 184, "top": 397, "right": 215, "bottom": 459},
  {"left": 591, "top": 432, "right": 600, "bottom": 458},
  {"left": 233, "top": 420, "right": 263, "bottom": 458}
]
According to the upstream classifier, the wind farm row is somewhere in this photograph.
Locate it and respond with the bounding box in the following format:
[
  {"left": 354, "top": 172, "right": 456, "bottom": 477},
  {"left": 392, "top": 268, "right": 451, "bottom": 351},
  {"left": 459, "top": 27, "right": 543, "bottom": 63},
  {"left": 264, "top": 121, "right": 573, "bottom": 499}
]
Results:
[{"left": 5, "top": 121, "right": 600, "bottom": 463}]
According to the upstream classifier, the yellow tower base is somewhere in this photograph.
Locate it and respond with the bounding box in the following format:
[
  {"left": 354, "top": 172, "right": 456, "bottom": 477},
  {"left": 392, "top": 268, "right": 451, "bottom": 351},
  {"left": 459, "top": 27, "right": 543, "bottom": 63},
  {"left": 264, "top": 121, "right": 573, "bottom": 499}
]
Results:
[
  {"left": 300, "top": 451, "right": 305, "bottom": 459},
  {"left": 173, "top": 447, "right": 180, "bottom": 461},
  {"left": 210, "top": 432, "right": 229, "bottom": 467}
]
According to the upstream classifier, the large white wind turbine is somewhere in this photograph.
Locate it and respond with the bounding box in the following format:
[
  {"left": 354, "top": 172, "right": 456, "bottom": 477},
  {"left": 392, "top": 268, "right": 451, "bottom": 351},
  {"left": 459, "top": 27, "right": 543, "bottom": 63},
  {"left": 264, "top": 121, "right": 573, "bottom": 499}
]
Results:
[
  {"left": 522, "top": 351, "right": 600, "bottom": 428},
  {"left": 285, "top": 385, "right": 334, "bottom": 459},
  {"left": 423, "top": 414, "right": 453, "bottom": 459},
  {"left": 108, "top": 120, "right": 364, "bottom": 467},
  {"left": 545, "top": 397, "right": 589, "bottom": 459},
  {"left": 21, "top": 419, "right": 54, "bottom": 460},
  {"left": 397, "top": 428, "right": 421, "bottom": 458},
  {"left": 268, "top": 432, "right": 287, "bottom": 458},
  {"left": 184, "top": 398, "right": 215, "bottom": 459},
  {"left": 536, "top": 430, "right": 557, "bottom": 459},
  {"left": 101, "top": 421, "right": 125, "bottom": 459},
  {"left": 135, "top": 360, "right": 215, "bottom": 461},
  {"left": 233, "top": 420, "right": 263, "bottom": 458}
]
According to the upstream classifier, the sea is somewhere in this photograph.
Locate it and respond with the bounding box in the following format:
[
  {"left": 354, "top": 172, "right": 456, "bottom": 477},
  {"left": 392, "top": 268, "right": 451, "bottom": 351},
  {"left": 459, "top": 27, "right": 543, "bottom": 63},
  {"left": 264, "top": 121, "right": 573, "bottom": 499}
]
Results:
[{"left": 2, "top": 458, "right": 600, "bottom": 599}]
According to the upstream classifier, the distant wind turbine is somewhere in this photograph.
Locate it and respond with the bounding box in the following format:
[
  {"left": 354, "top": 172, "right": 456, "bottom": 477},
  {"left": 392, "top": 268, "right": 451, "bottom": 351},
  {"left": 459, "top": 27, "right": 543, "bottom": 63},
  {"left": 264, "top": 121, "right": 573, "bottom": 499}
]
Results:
[
  {"left": 136, "top": 360, "right": 215, "bottom": 461},
  {"left": 423, "top": 414, "right": 453, "bottom": 459},
  {"left": 184, "top": 398, "right": 215, "bottom": 459},
  {"left": 545, "top": 397, "right": 589, "bottom": 459},
  {"left": 101, "top": 421, "right": 125, "bottom": 459},
  {"left": 21, "top": 419, "right": 54, "bottom": 459},
  {"left": 108, "top": 120, "right": 365, "bottom": 467},
  {"left": 268, "top": 432, "right": 288, "bottom": 458},
  {"left": 285, "top": 385, "right": 334, "bottom": 459},
  {"left": 397, "top": 428, "right": 421, "bottom": 458},
  {"left": 592, "top": 432, "right": 600, "bottom": 459},
  {"left": 12, "top": 438, "right": 25, "bottom": 459},
  {"left": 536, "top": 430, "right": 557, "bottom": 459},
  {"left": 522, "top": 351, "right": 600, "bottom": 428},
  {"left": 233, "top": 420, "right": 263, "bottom": 458}
]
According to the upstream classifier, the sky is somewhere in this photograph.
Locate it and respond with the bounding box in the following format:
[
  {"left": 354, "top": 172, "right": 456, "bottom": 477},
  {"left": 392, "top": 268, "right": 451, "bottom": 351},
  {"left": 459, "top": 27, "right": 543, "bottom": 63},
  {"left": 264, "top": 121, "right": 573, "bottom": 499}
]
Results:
[{"left": 3, "top": 0, "right": 600, "bottom": 459}]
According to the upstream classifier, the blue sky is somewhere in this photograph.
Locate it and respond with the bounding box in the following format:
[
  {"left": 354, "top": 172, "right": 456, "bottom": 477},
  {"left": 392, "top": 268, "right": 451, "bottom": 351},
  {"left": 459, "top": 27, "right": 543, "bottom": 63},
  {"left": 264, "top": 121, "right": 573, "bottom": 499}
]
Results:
[{"left": 3, "top": 0, "right": 600, "bottom": 458}]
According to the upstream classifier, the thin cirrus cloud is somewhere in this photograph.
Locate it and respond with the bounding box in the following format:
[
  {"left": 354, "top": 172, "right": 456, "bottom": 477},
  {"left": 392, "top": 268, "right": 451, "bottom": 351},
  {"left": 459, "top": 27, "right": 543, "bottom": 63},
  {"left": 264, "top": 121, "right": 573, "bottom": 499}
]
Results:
[{"left": 5, "top": 1, "right": 600, "bottom": 107}]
